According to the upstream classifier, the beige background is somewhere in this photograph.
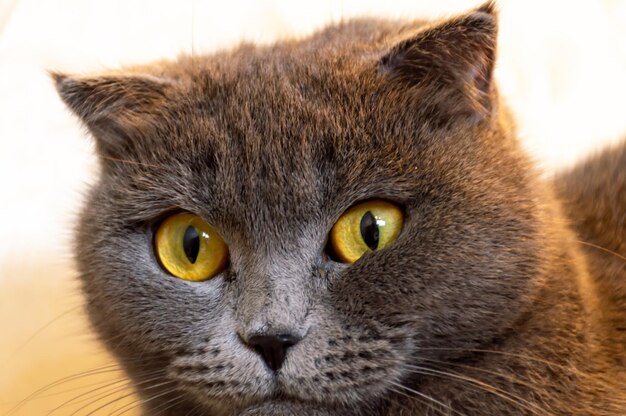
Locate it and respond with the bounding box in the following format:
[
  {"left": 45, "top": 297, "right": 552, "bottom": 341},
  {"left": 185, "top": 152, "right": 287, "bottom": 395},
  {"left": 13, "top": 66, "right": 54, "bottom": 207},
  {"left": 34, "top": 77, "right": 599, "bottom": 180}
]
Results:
[{"left": 1, "top": 0, "right": 626, "bottom": 415}]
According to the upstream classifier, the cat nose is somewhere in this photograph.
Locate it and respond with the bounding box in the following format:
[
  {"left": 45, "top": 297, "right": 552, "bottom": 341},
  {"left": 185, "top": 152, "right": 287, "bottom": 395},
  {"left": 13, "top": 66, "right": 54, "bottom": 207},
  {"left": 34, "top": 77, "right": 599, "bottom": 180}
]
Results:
[{"left": 245, "top": 333, "right": 301, "bottom": 372}]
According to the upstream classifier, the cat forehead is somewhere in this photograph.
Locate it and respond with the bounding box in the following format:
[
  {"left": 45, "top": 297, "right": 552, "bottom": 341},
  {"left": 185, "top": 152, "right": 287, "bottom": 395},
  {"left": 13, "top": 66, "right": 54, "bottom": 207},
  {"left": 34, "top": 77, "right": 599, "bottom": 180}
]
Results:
[
  {"left": 163, "top": 67, "right": 426, "bottom": 191},
  {"left": 60, "top": 9, "right": 506, "bottom": 223},
  {"left": 162, "top": 61, "right": 406, "bottom": 174},
  {"left": 108, "top": 78, "right": 427, "bottom": 232},
  {"left": 179, "top": 55, "right": 370, "bottom": 128}
]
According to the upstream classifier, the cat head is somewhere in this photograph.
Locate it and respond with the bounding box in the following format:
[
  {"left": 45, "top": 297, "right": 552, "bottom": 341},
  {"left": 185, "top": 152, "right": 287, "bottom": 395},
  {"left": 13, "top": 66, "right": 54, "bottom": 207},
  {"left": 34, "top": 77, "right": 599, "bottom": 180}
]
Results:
[{"left": 56, "top": 3, "right": 546, "bottom": 414}]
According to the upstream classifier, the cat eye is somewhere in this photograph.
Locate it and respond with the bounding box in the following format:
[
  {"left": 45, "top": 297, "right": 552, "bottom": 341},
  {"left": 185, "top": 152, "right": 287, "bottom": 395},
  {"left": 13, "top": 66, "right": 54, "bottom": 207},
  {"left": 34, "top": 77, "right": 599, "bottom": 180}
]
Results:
[
  {"left": 329, "top": 200, "right": 404, "bottom": 263},
  {"left": 154, "top": 212, "right": 229, "bottom": 281}
]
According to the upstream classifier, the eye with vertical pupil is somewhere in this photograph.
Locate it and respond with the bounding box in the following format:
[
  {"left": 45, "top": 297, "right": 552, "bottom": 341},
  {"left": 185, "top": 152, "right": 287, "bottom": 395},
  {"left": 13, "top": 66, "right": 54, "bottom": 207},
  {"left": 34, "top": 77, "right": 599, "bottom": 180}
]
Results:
[
  {"left": 155, "top": 213, "right": 229, "bottom": 281},
  {"left": 329, "top": 200, "right": 404, "bottom": 264}
]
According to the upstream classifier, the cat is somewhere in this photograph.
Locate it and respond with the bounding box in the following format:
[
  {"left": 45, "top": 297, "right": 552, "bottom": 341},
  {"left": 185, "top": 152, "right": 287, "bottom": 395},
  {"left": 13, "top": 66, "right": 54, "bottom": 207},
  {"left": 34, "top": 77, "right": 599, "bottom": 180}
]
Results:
[{"left": 53, "top": 2, "right": 626, "bottom": 415}]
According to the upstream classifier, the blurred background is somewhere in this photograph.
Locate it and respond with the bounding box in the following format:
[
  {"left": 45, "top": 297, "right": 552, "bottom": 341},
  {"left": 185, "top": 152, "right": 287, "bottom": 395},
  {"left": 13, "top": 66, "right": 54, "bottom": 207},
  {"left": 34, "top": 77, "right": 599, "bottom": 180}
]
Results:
[{"left": 1, "top": 0, "right": 625, "bottom": 414}]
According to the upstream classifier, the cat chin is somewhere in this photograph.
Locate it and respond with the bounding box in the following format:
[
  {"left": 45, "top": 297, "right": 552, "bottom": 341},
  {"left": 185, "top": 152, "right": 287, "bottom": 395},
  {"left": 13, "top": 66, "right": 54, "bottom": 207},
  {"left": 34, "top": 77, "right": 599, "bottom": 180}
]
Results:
[
  {"left": 188, "top": 395, "right": 340, "bottom": 416},
  {"left": 180, "top": 377, "right": 379, "bottom": 416},
  {"left": 183, "top": 384, "right": 365, "bottom": 416},
  {"left": 235, "top": 400, "right": 337, "bottom": 416}
]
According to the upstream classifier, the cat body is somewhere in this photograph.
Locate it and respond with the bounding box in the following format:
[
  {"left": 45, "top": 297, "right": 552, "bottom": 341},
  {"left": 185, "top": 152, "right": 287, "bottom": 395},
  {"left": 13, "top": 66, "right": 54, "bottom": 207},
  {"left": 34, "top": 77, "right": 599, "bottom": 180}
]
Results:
[{"left": 55, "top": 4, "right": 626, "bottom": 415}]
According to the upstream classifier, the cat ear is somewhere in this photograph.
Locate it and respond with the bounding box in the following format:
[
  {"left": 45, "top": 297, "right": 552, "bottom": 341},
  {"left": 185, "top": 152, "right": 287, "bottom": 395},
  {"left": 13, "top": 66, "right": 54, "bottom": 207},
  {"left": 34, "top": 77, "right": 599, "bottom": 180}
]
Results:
[
  {"left": 52, "top": 72, "right": 173, "bottom": 158},
  {"left": 378, "top": 2, "right": 497, "bottom": 123}
]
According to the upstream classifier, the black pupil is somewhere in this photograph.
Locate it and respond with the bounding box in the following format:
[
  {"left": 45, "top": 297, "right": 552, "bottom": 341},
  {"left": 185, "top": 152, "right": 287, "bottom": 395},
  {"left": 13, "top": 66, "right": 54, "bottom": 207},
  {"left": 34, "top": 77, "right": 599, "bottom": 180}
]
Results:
[
  {"left": 360, "top": 211, "right": 380, "bottom": 250},
  {"left": 183, "top": 226, "right": 200, "bottom": 264}
]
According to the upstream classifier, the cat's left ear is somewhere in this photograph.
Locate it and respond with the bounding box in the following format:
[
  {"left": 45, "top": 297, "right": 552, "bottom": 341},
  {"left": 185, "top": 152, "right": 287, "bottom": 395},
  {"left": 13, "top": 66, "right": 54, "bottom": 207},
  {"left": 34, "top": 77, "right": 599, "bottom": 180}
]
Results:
[
  {"left": 52, "top": 72, "right": 174, "bottom": 159},
  {"left": 378, "top": 2, "right": 497, "bottom": 124}
]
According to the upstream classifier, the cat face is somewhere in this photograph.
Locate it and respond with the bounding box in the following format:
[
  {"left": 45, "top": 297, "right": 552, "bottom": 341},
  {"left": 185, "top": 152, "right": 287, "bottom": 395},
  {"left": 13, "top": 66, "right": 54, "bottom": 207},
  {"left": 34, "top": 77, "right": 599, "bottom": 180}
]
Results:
[{"left": 57, "top": 4, "right": 545, "bottom": 415}]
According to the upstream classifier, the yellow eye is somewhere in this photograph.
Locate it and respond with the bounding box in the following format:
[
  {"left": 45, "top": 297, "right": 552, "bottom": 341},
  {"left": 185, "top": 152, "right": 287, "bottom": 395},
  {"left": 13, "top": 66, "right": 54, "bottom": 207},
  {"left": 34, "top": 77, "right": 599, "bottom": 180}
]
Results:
[
  {"left": 329, "top": 200, "right": 404, "bottom": 263},
  {"left": 155, "top": 212, "right": 229, "bottom": 281}
]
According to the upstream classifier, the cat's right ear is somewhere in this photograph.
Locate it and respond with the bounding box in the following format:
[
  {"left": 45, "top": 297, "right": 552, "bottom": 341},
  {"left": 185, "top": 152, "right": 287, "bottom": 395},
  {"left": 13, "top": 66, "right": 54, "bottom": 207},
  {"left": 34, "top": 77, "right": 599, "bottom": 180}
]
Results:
[
  {"left": 52, "top": 72, "right": 173, "bottom": 159},
  {"left": 378, "top": 2, "right": 498, "bottom": 125}
]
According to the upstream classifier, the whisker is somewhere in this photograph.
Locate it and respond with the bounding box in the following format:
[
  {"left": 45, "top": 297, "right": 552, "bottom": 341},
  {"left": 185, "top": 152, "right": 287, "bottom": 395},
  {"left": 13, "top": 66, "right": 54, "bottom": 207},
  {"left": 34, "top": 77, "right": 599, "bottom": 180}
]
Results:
[
  {"left": 46, "top": 378, "right": 131, "bottom": 415},
  {"left": 75, "top": 390, "right": 138, "bottom": 416},
  {"left": 183, "top": 403, "right": 204, "bottom": 416},
  {"left": 47, "top": 370, "right": 165, "bottom": 415},
  {"left": 107, "top": 374, "right": 176, "bottom": 416},
  {"left": 108, "top": 397, "right": 145, "bottom": 416},
  {"left": 183, "top": 405, "right": 197, "bottom": 416},
  {"left": 146, "top": 394, "right": 185, "bottom": 416},
  {"left": 2, "top": 378, "right": 127, "bottom": 406},
  {"left": 413, "top": 346, "right": 578, "bottom": 374},
  {"left": 574, "top": 239, "right": 626, "bottom": 262},
  {"left": 387, "top": 386, "right": 449, "bottom": 416},
  {"left": 419, "top": 357, "right": 554, "bottom": 392},
  {"left": 69, "top": 384, "right": 135, "bottom": 416},
  {"left": 401, "top": 364, "right": 544, "bottom": 415},
  {"left": 107, "top": 386, "right": 180, "bottom": 416},
  {"left": 6, "top": 365, "right": 126, "bottom": 415},
  {"left": 388, "top": 380, "right": 466, "bottom": 416},
  {"left": 76, "top": 380, "right": 175, "bottom": 416},
  {"left": 3, "top": 305, "right": 83, "bottom": 366}
]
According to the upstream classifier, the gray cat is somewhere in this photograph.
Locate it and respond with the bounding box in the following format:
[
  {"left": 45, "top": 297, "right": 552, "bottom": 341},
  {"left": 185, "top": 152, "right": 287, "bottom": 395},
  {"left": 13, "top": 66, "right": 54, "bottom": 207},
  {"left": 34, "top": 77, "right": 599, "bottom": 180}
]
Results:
[{"left": 54, "top": 3, "right": 626, "bottom": 415}]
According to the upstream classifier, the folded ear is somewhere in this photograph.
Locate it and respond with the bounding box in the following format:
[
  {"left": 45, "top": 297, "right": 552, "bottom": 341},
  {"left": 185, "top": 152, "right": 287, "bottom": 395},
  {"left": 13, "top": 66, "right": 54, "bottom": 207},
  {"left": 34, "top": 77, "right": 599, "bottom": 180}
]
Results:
[
  {"left": 378, "top": 2, "right": 497, "bottom": 124},
  {"left": 52, "top": 72, "right": 173, "bottom": 158}
]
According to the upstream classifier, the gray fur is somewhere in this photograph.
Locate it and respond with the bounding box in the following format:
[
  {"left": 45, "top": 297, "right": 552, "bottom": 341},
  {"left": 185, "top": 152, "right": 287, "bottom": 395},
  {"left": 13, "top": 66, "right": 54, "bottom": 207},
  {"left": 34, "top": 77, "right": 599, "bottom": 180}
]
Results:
[{"left": 54, "top": 4, "right": 625, "bottom": 415}]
